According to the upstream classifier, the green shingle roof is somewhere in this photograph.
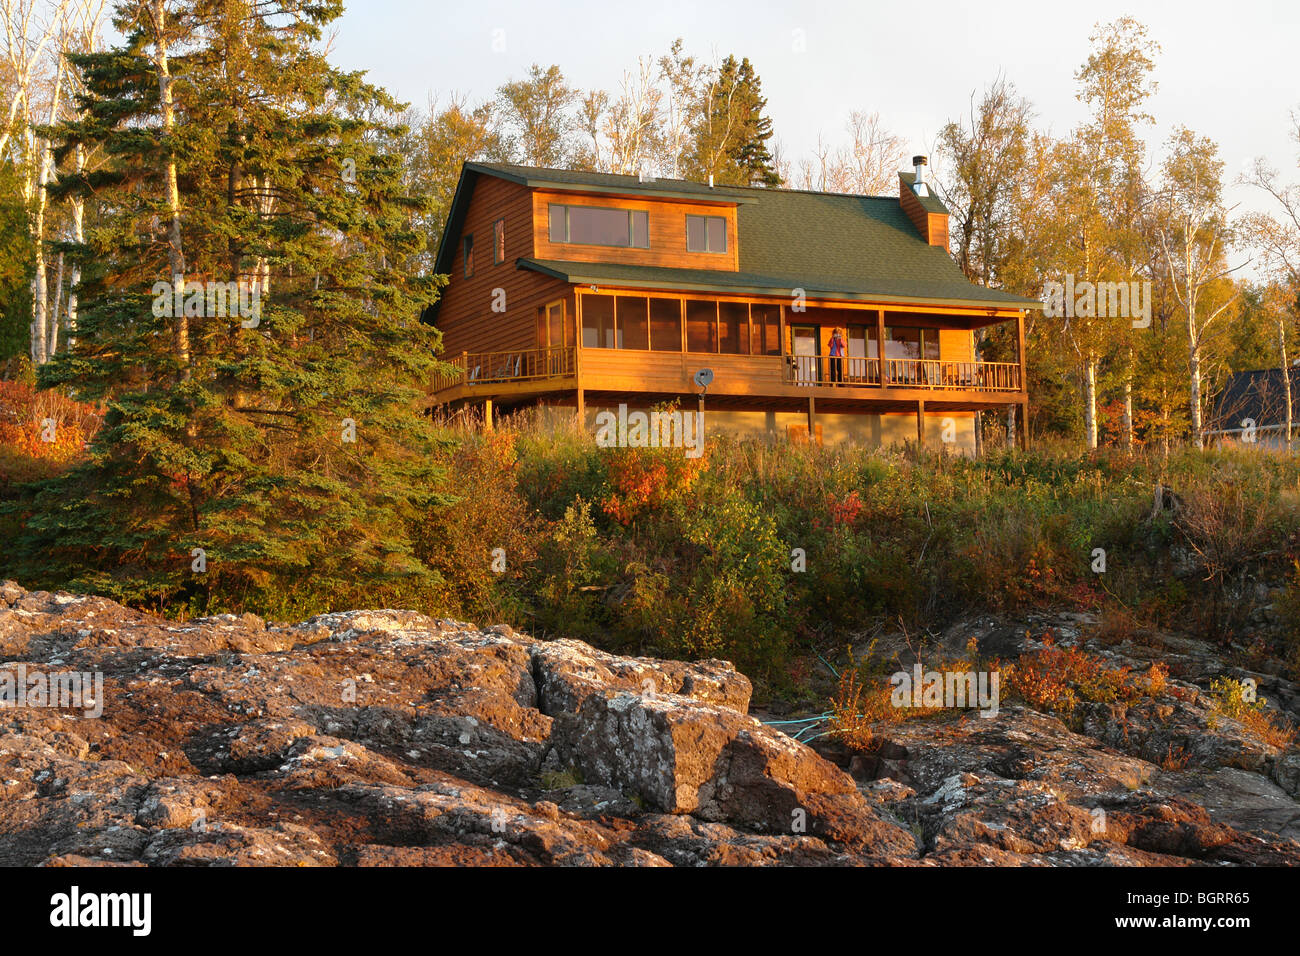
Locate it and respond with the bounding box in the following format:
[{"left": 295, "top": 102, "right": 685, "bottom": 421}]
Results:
[{"left": 437, "top": 163, "right": 1041, "bottom": 312}]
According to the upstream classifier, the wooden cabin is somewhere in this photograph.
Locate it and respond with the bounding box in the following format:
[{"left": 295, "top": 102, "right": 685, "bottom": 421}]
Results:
[{"left": 426, "top": 158, "right": 1040, "bottom": 452}]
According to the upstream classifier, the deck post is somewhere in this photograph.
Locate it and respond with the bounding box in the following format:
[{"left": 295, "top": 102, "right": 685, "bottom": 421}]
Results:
[
  {"left": 574, "top": 339, "right": 585, "bottom": 430},
  {"left": 806, "top": 395, "right": 816, "bottom": 442},
  {"left": 1016, "top": 312, "right": 1026, "bottom": 390},
  {"left": 461, "top": 351, "right": 469, "bottom": 386},
  {"left": 778, "top": 304, "right": 787, "bottom": 382},
  {"left": 876, "top": 308, "right": 887, "bottom": 384},
  {"left": 483, "top": 398, "right": 494, "bottom": 433},
  {"left": 698, "top": 393, "right": 706, "bottom": 450},
  {"left": 1017, "top": 400, "right": 1029, "bottom": 450},
  {"left": 916, "top": 399, "right": 926, "bottom": 449}
]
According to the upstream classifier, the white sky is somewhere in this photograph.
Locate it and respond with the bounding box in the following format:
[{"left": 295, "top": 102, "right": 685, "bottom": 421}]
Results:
[{"left": 331, "top": 0, "right": 1300, "bottom": 225}]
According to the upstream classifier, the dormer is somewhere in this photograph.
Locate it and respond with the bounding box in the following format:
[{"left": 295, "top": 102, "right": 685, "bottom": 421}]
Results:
[
  {"left": 530, "top": 186, "right": 743, "bottom": 272},
  {"left": 898, "top": 155, "right": 949, "bottom": 249}
]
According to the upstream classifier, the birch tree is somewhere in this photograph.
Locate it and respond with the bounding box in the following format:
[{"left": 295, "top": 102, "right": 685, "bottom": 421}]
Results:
[
  {"left": 56, "top": 0, "right": 105, "bottom": 353},
  {"left": 496, "top": 63, "right": 577, "bottom": 168},
  {"left": 656, "top": 38, "right": 701, "bottom": 180},
  {"left": 27, "top": 0, "right": 65, "bottom": 364},
  {"left": 0, "top": 0, "right": 58, "bottom": 162},
  {"left": 3, "top": 0, "right": 105, "bottom": 364},
  {"left": 603, "top": 58, "right": 663, "bottom": 175},
  {"left": 1048, "top": 17, "right": 1159, "bottom": 450},
  {"left": 796, "top": 110, "right": 907, "bottom": 195},
  {"left": 3, "top": 0, "right": 65, "bottom": 363},
  {"left": 1156, "top": 128, "right": 1247, "bottom": 449},
  {"left": 1241, "top": 112, "right": 1300, "bottom": 449},
  {"left": 130, "top": 0, "right": 187, "bottom": 377}
]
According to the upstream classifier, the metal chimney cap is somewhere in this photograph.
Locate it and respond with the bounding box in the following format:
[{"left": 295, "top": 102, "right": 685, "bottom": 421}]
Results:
[{"left": 912, "top": 155, "right": 928, "bottom": 167}]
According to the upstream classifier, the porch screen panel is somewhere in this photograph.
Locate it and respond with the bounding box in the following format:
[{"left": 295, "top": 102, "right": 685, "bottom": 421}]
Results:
[
  {"left": 582, "top": 294, "right": 616, "bottom": 349},
  {"left": 718, "top": 301, "right": 749, "bottom": 354},
  {"left": 617, "top": 296, "right": 650, "bottom": 350},
  {"left": 751, "top": 304, "right": 781, "bottom": 355},
  {"left": 686, "top": 299, "right": 718, "bottom": 353},
  {"left": 649, "top": 298, "right": 683, "bottom": 351}
]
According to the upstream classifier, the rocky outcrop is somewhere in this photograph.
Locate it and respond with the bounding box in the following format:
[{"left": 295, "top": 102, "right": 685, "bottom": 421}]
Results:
[
  {"left": 0, "top": 582, "right": 910, "bottom": 866},
  {"left": 0, "top": 582, "right": 1296, "bottom": 866},
  {"left": 807, "top": 610, "right": 1300, "bottom": 866}
]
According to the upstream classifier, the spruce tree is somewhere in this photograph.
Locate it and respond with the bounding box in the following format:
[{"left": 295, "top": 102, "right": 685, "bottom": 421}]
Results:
[
  {"left": 729, "top": 58, "right": 780, "bottom": 187},
  {"left": 9, "top": 0, "right": 450, "bottom": 613},
  {"left": 685, "top": 55, "right": 780, "bottom": 187}
]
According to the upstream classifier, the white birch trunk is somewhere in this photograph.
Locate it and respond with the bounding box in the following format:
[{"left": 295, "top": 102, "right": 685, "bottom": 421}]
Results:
[
  {"left": 147, "top": 0, "right": 187, "bottom": 377},
  {"left": 1084, "top": 357, "right": 1098, "bottom": 450}
]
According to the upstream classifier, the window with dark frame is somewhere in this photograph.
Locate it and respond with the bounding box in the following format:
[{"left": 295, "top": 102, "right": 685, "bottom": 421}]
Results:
[
  {"left": 886, "top": 327, "right": 940, "bottom": 360},
  {"left": 493, "top": 219, "right": 505, "bottom": 264},
  {"left": 847, "top": 324, "right": 877, "bottom": 381},
  {"left": 463, "top": 234, "right": 474, "bottom": 278},
  {"left": 549, "top": 204, "right": 649, "bottom": 248},
  {"left": 686, "top": 214, "right": 727, "bottom": 253}
]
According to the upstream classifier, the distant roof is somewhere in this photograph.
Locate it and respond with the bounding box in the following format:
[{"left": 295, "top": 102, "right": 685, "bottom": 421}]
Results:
[
  {"left": 1208, "top": 366, "right": 1300, "bottom": 431},
  {"left": 433, "top": 162, "right": 1040, "bottom": 312}
]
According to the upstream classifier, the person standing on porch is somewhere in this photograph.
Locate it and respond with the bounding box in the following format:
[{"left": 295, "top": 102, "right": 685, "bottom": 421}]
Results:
[{"left": 828, "top": 328, "right": 846, "bottom": 384}]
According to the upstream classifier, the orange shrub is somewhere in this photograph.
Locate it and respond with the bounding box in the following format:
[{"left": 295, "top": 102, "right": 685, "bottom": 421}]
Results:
[
  {"left": 827, "top": 669, "right": 896, "bottom": 750},
  {"left": 1003, "top": 634, "right": 1160, "bottom": 719},
  {"left": 599, "top": 447, "right": 704, "bottom": 526},
  {"left": 0, "top": 381, "right": 101, "bottom": 483}
]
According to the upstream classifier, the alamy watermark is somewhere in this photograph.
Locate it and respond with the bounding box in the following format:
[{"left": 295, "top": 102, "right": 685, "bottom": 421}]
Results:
[
  {"left": 593, "top": 404, "right": 704, "bottom": 459},
  {"left": 890, "top": 664, "right": 1000, "bottom": 718},
  {"left": 49, "top": 886, "right": 150, "bottom": 936},
  {"left": 1043, "top": 275, "right": 1152, "bottom": 328},
  {"left": 152, "top": 276, "right": 263, "bottom": 328},
  {"left": 1, "top": 664, "right": 103, "bottom": 718}
]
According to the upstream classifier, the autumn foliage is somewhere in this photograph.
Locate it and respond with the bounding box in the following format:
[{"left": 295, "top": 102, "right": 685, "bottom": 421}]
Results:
[{"left": 0, "top": 381, "right": 100, "bottom": 484}]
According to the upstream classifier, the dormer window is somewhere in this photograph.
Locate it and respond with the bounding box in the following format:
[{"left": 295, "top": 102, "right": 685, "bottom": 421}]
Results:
[
  {"left": 548, "top": 203, "right": 649, "bottom": 248},
  {"left": 686, "top": 215, "right": 727, "bottom": 253}
]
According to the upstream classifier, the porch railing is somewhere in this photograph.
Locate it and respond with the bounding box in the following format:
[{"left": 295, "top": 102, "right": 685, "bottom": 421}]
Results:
[
  {"left": 784, "top": 356, "right": 1021, "bottom": 392},
  {"left": 433, "top": 348, "right": 1022, "bottom": 396},
  {"left": 432, "top": 345, "right": 577, "bottom": 394}
]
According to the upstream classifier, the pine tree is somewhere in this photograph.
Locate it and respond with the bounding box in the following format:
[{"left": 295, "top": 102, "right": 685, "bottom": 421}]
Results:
[{"left": 9, "top": 0, "right": 450, "bottom": 613}]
